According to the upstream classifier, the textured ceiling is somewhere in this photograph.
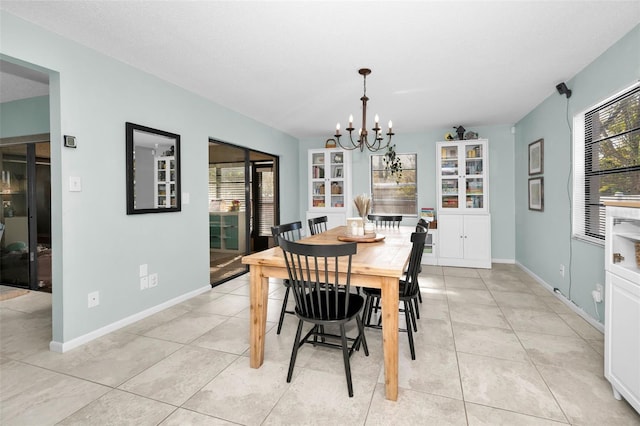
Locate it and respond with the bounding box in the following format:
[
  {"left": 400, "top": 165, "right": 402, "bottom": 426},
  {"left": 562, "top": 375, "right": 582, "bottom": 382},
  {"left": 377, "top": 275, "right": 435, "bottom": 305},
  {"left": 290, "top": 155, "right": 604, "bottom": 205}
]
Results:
[{"left": 1, "top": 1, "right": 639, "bottom": 139}]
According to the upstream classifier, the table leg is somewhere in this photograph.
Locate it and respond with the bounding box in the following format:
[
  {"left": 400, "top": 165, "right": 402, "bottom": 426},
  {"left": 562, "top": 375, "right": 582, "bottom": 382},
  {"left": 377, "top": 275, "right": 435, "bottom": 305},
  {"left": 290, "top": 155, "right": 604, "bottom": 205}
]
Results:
[
  {"left": 380, "top": 276, "right": 399, "bottom": 401},
  {"left": 249, "top": 265, "right": 269, "bottom": 368}
]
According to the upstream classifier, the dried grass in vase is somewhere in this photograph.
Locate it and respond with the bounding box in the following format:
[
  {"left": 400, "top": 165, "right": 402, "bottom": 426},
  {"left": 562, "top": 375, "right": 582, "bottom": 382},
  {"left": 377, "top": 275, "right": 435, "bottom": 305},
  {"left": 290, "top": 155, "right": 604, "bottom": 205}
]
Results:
[{"left": 353, "top": 194, "right": 370, "bottom": 220}]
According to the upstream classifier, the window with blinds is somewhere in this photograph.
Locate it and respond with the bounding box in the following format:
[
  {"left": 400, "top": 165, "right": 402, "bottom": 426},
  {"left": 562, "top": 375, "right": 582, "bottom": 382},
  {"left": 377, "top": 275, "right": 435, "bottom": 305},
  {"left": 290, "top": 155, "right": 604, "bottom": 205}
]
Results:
[
  {"left": 370, "top": 153, "right": 417, "bottom": 215},
  {"left": 208, "top": 163, "right": 245, "bottom": 211},
  {"left": 573, "top": 84, "right": 640, "bottom": 244}
]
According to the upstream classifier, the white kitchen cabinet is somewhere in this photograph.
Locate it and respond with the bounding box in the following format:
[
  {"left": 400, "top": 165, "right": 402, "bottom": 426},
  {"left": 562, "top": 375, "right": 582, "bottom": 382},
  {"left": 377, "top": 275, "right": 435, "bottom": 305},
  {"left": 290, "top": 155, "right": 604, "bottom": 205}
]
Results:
[
  {"left": 604, "top": 201, "right": 640, "bottom": 414},
  {"left": 437, "top": 214, "right": 491, "bottom": 268}
]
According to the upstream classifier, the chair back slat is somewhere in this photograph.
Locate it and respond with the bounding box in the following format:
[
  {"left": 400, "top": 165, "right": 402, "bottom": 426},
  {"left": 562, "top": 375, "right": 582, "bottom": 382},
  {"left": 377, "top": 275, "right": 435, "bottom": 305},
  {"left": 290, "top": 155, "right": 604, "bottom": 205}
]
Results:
[
  {"left": 308, "top": 216, "right": 329, "bottom": 235},
  {"left": 401, "top": 229, "right": 427, "bottom": 297},
  {"left": 367, "top": 214, "right": 402, "bottom": 228},
  {"left": 279, "top": 239, "right": 356, "bottom": 321}
]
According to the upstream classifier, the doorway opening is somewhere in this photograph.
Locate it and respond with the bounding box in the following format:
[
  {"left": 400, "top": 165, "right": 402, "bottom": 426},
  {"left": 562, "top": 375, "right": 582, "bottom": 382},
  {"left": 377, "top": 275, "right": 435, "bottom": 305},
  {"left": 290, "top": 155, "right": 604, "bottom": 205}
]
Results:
[{"left": 208, "top": 140, "right": 279, "bottom": 286}]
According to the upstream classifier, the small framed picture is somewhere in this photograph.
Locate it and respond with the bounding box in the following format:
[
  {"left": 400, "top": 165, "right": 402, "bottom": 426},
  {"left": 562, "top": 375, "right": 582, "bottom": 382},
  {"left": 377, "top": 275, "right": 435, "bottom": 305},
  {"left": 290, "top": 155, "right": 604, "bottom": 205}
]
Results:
[
  {"left": 334, "top": 166, "right": 343, "bottom": 178},
  {"left": 528, "top": 177, "right": 544, "bottom": 211},
  {"left": 528, "top": 138, "right": 544, "bottom": 175}
]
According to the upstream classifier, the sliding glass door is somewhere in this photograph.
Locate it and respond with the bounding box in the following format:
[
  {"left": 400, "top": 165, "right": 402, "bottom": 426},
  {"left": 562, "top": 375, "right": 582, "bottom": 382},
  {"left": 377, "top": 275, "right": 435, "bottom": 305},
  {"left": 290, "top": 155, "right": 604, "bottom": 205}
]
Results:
[
  {"left": 0, "top": 142, "right": 51, "bottom": 291},
  {"left": 208, "top": 140, "right": 278, "bottom": 286}
]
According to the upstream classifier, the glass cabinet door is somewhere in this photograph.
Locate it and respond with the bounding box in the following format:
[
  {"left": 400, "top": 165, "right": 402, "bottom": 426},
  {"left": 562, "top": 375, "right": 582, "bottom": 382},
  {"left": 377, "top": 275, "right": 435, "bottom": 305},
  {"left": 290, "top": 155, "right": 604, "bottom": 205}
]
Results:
[
  {"left": 464, "top": 143, "right": 484, "bottom": 209},
  {"left": 437, "top": 140, "right": 488, "bottom": 212},
  {"left": 309, "top": 149, "right": 349, "bottom": 210}
]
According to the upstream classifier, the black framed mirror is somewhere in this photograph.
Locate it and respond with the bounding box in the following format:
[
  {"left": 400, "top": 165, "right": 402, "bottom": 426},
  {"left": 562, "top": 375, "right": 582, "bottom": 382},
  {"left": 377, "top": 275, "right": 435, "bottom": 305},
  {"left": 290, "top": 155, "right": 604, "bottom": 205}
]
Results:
[{"left": 126, "top": 122, "right": 181, "bottom": 214}]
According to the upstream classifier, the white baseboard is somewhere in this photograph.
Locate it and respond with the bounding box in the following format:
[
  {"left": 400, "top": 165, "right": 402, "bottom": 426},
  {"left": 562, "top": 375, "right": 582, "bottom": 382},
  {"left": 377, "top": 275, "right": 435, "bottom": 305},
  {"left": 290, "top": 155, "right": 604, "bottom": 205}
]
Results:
[
  {"left": 515, "top": 261, "right": 604, "bottom": 333},
  {"left": 492, "top": 258, "right": 516, "bottom": 264},
  {"left": 49, "top": 285, "right": 212, "bottom": 353}
]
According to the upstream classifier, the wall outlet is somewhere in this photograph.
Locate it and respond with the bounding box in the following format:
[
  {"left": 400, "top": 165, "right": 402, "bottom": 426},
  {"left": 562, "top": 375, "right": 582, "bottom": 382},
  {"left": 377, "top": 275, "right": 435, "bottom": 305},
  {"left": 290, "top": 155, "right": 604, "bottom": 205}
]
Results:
[
  {"left": 88, "top": 291, "right": 99, "bottom": 308},
  {"left": 559, "top": 264, "right": 565, "bottom": 278},
  {"left": 149, "top": 273, "right": 158, "bottom": 288},
  {"left": 140, "top": 276, "right": 149, "bottom": 290}
]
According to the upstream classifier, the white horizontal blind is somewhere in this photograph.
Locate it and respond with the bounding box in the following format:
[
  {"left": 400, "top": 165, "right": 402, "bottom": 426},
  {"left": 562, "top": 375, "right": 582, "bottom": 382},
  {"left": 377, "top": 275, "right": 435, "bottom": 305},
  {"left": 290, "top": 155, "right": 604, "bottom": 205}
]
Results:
[
  {"left": 573, "top": 84, "right": 640, "bottom": 243},
  {"left": 208, "top": 163, "right": 245, "bottom": 210},
  {"left": 370, "top": 153, "right": 417, "bottom": 216}
]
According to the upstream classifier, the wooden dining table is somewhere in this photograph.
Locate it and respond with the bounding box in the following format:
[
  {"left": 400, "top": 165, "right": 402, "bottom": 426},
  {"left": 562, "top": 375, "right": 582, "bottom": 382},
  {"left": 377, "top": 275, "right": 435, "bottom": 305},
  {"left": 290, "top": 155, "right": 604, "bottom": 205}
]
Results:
[{"left": 241, "top": 225, "right": 414, "bottom": 401}]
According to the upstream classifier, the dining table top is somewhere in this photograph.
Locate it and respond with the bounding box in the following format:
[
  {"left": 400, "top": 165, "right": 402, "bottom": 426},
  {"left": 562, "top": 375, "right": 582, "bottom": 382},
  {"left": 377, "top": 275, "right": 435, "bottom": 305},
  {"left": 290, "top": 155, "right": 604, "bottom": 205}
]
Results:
[{"left": 241, "top": 225, "right": 414, "bottom": 283}]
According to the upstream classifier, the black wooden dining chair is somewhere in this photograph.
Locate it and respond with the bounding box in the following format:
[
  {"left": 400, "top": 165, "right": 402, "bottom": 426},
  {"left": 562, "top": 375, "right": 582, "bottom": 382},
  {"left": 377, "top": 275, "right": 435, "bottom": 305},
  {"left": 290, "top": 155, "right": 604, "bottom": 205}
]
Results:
[
  {"left": 367, "top": 214, "right": 402, "bottom": 228},
  {"left": 270, "top": 221, "right": 303, "bottom": 334},
  {"left": 308, "top": 215, "right": 328, "bottom": 235},
  {"left": 278, "top": 238, "right": 368, "bottom": 397},
  {"left": 362, "top": 228, "right": 426, "bottom": 360}
]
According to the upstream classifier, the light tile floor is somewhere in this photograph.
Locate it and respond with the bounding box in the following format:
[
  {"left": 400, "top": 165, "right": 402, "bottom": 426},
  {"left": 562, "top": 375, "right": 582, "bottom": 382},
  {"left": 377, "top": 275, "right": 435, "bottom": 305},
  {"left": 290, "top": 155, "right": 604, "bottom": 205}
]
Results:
[{"left": 1, "top": 264, "right": 639, "bottom": 425}]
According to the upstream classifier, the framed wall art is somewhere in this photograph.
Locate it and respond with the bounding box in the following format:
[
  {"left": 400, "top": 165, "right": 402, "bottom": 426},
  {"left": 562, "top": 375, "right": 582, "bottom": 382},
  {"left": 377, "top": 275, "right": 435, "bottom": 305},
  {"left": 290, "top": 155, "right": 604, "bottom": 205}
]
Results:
[
  {"left": 528, "top": 177, "right": 544, "bottom": 211},
  {"left": 528, "top": 138, "right": 544, "bottom": 175}
]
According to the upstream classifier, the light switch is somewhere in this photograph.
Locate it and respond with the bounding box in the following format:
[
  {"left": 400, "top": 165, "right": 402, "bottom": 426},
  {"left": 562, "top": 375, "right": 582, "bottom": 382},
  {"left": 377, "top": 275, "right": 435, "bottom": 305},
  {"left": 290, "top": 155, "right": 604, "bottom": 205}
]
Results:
[
  {"left": 182, "top": 192, "right": 190, "bottom": 204},
  {"left": 69, "top": 176, "right": 82, "bottom": 192}
]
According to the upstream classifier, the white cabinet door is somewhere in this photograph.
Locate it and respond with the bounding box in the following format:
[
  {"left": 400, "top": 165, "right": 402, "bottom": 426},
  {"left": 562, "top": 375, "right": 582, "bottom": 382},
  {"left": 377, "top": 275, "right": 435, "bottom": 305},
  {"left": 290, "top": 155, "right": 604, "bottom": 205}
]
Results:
[
  {"left": 438, "top": 214, "right": 491, "bottom": 268},
  {"left": 438, "top": 215, "right": 464, "bottom": 260},
  {"left": 463, "top": 215, "right": 491, "bottom": 261},
  {"left": 605, "top": 271, "right": 640, "bottom": 414}
]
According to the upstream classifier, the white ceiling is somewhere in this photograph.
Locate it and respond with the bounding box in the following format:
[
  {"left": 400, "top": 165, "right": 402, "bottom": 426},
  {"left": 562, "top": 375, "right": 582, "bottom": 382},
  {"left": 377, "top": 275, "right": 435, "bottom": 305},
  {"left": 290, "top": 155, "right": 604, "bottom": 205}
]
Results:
[{"left": 1, "top": 1, "right": 639, "bottom": 139}]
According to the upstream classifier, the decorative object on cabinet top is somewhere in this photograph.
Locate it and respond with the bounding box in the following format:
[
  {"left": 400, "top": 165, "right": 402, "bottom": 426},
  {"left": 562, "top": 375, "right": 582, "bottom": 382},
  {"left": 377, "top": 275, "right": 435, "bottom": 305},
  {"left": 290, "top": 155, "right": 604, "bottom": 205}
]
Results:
[{"left": 325, "top": 138, "right": 337, "bottom": 148}]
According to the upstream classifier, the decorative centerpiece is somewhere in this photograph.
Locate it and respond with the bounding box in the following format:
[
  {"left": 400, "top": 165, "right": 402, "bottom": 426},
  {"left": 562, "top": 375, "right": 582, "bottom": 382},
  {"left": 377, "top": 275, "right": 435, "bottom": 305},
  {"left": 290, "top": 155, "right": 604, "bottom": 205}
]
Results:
[{"left": 353, "top": 194, "right": 375, "bottom": 235}]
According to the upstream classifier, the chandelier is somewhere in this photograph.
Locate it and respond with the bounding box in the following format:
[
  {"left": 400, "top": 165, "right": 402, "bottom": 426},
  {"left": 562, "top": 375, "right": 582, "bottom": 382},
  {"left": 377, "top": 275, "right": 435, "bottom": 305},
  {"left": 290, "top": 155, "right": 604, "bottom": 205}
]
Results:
[{"left": 334, "top": 68, "right": 394, "bottom": 152}]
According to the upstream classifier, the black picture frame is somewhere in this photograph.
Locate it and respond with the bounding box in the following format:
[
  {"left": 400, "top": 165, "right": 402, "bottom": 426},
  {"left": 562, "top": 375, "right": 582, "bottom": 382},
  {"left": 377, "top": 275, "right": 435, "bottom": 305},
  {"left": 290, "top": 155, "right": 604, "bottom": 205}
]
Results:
[
  {"left": 528, "top": 177, "right": 544, "bottom": 211},
  {"left": 126, "top": 122, "right": 181, "bottom": 214},
  {"left": 528, "top": 138, "right": 544, "bottom": 175}
]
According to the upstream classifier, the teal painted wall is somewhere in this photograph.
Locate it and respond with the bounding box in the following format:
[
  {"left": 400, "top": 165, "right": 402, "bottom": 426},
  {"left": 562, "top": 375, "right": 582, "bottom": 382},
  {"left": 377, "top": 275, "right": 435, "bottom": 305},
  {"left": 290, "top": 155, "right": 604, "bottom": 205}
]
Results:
[
  {"left": 0, "top": 95, "right": 49, "bottom": 137},
  {"left": 1, "top": 11, "right": 299, "bottom": 345},
  {"left": 515, "top": 24, "right": 640, "bottom": 324},
  {"left": 299, "top": 123, "right": 516, "bottom": 261}
]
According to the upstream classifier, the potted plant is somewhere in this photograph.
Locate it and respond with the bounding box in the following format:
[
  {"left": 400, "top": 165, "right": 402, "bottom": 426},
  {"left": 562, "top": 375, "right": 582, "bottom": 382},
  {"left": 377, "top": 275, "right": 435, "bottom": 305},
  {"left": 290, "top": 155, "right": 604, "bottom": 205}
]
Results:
[{"left": 383, "top": 144, "right": 403, "bottom": 183}]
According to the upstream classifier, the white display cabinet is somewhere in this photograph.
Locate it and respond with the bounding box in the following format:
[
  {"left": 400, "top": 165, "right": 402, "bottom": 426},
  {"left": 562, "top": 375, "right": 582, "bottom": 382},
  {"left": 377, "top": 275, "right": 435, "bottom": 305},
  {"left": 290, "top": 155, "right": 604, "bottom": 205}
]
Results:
[
  {"left": 306, "top": 148, "right": 351, "bottom": 230},
  {"left": 436, "top": 139, "right": 491, "bottom": 268},
  {"left": 604, "top": 200, "right": 640, "bottom": 415}
]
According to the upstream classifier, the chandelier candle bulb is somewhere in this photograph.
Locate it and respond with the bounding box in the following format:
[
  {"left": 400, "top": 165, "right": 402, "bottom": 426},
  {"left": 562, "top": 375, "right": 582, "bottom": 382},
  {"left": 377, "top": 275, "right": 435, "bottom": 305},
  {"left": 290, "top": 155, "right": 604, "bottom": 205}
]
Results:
[
  {"left": 349, "top": 115, "right": 353, "bottom": 128},
  {"left": 375, "top": 114, "right": 379, "bottom": 127},
  {"left": 336, "top": 123, "right": 340, "bottom": 135}
]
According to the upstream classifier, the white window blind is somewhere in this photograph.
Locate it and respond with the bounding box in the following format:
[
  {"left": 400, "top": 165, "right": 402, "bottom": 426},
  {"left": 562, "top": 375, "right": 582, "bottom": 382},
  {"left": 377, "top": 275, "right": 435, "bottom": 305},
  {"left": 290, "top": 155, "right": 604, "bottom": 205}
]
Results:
[
  {"left": 209, "top": 163, "right": 245, "bottom": 210},
  {"left": 370, "top": 153, "right": 417, "bottom": 216},
  {"left": 573, "top": 83, "right": 640, "bottom": 244}
]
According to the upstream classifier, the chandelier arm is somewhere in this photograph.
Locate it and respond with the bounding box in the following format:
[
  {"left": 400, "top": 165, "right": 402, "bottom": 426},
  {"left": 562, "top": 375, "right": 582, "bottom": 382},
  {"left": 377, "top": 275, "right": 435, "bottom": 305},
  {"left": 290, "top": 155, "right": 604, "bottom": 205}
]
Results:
[{"left": 334, "top": 133, "right": 360, "bottom": 151}]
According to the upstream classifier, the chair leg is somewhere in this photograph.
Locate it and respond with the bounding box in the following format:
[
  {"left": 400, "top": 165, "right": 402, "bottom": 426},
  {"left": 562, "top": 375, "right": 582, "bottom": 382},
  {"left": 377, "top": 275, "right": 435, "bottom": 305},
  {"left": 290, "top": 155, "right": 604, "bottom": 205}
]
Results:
[
  {"left": 404, "top": 301, "right": 416, "bottom": 360},
  {"left": 287, "top": 320, "right": 304, "bottom": 383},
  {"left": 413, "top": 295, "right": 420, "bottom": 321},
  {"left": 277, "top": 286, "right": 291, "bottom": 335},
  {"left": 363, "top": 294, "right": 372, "bottom": 326},
  {"left": 407, "top": 298, "right": 418, "bottom": 332},
  {"left": 356, "top": 314, "right": 369, "bottom": 356},
  {"left": 340, "top": 324, "right": 354, "bottom": 397}
]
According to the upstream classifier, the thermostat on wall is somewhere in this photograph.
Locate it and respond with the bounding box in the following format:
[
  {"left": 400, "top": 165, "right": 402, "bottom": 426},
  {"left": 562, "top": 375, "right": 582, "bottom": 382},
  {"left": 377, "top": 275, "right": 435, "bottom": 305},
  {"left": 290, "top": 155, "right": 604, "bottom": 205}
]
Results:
[{"left": 64, "top": 135, "right": 77, "bottom": 148}]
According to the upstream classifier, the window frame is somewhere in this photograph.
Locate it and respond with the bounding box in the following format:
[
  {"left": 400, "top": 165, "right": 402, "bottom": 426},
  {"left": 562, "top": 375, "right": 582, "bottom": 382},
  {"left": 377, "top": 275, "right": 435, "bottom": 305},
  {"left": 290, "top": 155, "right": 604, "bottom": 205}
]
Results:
[
  {"left": 369, "top": 151, "right": 418, "bottom": 217},
  {"left": 572, "top": 82, "right": 640, "bottom": 245}
]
